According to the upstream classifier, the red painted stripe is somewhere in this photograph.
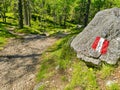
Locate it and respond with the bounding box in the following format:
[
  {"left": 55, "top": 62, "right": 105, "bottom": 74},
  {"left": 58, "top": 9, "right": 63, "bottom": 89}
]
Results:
[
  {"left": 100, "top": 40, "right": 109, "bottom": 54},
  {"left": 92, "top": 36, "right": 100, "bottom": 50}
]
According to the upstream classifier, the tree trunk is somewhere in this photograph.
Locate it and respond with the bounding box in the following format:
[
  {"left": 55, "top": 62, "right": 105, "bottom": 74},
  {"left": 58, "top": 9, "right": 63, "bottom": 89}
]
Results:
[
  {"left": 97, "top": 0, "right": 103, "bottom": 12},
  {"left": 84, "top": 0, "right": 91, "bottom": 27},
  {"left": 53, "top": 9, "right": 57, "bottom": 27},
  {"left": 2, "top": 1, "right": 7, "bottom": 23},
  {"left": 23, "top": 0, "right": 31, "bottom": 26},
  {"left": 27, "top": 0, "right": 31, "bottom": 26},
  {"left": 59, "top": 15, "right": 62, "bottom": 26},
  {"left": 3, "top": 12, "right": 6, "bottom": 23},
  {"left": 63, "top": 6, "right": 67, "bottom": 28},
  {"left": 97, "top": 4, "right": 101, "bottom": 12},
  {"left": 63, "top": 14, "right": 67, "bottom": 28},
  {"left": 23, "top": 0, "right": 28, "bottom": 25},
  {"left": 18, "top": 0, "right": 23, "bottom": 28},
  {"left": 1, "top": 13, "right": 4, "bottom": 22}
]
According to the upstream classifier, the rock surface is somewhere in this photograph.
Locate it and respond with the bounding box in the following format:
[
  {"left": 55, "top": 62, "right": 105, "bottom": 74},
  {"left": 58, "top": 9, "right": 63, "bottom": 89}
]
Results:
[{"left": 71, "top": 8, "right": 120, "bottom": 65}]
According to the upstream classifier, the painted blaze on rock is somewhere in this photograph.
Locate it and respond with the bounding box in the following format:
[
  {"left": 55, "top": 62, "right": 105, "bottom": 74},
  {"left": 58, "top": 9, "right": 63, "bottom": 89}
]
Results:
[
  {"left": 71, "top": 8, "right": 120, "bottom": 65},
  {"left": 92, "top": 36, "right": 109, "bottom": 54}
]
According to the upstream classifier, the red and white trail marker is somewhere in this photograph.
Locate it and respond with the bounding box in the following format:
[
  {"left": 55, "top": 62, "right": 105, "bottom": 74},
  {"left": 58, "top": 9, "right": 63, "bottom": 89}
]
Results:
[{"left": 92, "top": 36, "right": 109, "bottom": 54}]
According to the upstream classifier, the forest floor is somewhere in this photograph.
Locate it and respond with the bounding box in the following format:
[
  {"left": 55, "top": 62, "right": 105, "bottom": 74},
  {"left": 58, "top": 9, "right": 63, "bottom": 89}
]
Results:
[
  {"left": 0, "top": 25, "right": 120, "bottom": 90},
  {"left": 0, "top": 30, "right": 61, "bottom": 90}
]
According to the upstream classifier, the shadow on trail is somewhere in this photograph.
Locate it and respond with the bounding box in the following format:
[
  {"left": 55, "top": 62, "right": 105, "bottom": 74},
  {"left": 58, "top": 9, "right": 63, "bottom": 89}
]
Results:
[
  {"left": 23, "top": 35, "right": 46, "bottom": 41},
  {"left": 0, "top": 54, "right": 41, "bottom": 59},
  {"left": 0, "top": 53, "right": 42, "bottom": 73},
  {"left": 0, "top": 33, "right": 57, "bottom": 90}
]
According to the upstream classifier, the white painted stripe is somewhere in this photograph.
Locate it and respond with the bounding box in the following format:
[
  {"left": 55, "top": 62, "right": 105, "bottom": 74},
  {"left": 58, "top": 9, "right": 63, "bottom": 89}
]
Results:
[{"left": 96, "top": 37, "right": 105, "bottom": 53}]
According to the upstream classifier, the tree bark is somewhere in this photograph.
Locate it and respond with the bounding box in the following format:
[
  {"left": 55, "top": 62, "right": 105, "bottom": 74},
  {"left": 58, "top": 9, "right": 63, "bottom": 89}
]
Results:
[
  {"left": 3, "top": 12, "right": 6, "bottom": 23},
  {"left": 53, "top": 8, "right": 57, "bottom": 27},
  {"left": 63, "top": 6, "right": 67, "bottom": 28},
  {"left": 23, "top": 0, "right": 28, "bottom": 25},
  {"left": 59, "top": 15, "right": 62, "bottom": 26},
  {"left": 27, "top": 0, "right": 31, "bottom": 26},
  {"left": 23, "top": 0, "right": 31, "bottom": 26},
  {"left": 63, "top": 14, "right": 67, "bottom": 28},
  {"left": 18, "top": 0, "right": 23, "bottom": 28},
  {"left": 84, "top": 0, "right": 91, "bottom": 27},
  {"left": 2, "top": 1, "right": 7, "bottom": 23}
]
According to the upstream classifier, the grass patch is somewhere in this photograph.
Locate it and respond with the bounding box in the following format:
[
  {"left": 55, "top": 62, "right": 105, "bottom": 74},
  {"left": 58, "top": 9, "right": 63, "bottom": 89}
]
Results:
[
  {"left": 38, "top": 84, "right": 46, "bottom": 90},
  {"left": 106, "top": 83, "right": 120, "bottom": 90},
  {"left": 36, "top": 34, "right": 75, "bottom": 82},
  {"left": 65, "top": 61, "right": 99, "bottom": 90},
  {"left": 97, "top": 63, "right": 115, "bottom": 79},
  {"left": 37, "top": 57, "right": 55, "bottom": 81},
  {"left": 15, "top": 26, "right": 42, "bottom": 34},
  {"left": 0, "top": 37, "right": 7, "bottom": 50}
]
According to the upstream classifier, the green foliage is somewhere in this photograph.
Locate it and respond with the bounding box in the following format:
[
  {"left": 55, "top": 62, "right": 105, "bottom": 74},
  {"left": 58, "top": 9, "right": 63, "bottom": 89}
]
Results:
[
  {"left": 0, "top": 23, "right": 16, "bottom": 50},
  {"left": 0, "top": 37, "right": 7, "bottom": 50},
  {"left": 37, "top": 34, "right": 75, "bottom": 82},
  {"left": 0, "top": 23, "right": 16, "bottom": 37},
  {"left": 2, "top": 0, "right": 120, "bottom": 31},
  {"left": 15, "top": 26, "right": 41, "bottom": 34},
  {"left": 58, "top": 35, "right": 76, "bottom": 69},
  {"left": 61, "top": 75, "right": 68, "bottom": 82},
  {"left": 106, "top": 83, "right": 120, "bottom": 90},
  {"left": 97, "top": 64, "right": 115, "bottom": 79},
  {"left": 0, "top": 20, "right": 25, "bottom": 52},
  {"left": 65, "top": 62, "right": 99, "bottom": 90},
  {"left": 38, "top": 85, "right": 45, "bottom": 90}
]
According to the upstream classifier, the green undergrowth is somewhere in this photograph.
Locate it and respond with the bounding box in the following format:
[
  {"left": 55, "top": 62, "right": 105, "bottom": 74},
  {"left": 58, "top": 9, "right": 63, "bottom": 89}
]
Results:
[
  {"left": 1, "top": 13, "right": 77, "bottom": 36},
  {"left": 106, "top": 83, "right": 120, "bottom": 90},
  {"left": 0, "top": 23, "right": 17, "bottom": 50},
  {"left": 15, "top": 26, "right": 42, "bottom": 34},
  {"left": 37, "top": 32, "right": 118, "bottom": 90},
  {"left": 0, "top": 23, "right": 16, "bottom": 37},
  {"left": 97, "top": 63, "right": 115, "bottom": 79},
  {"left": 65, "top": 62, "right": 99, "bottom": 90},
  {"left": 15, "top": 23, "right": 75, "bottom": 36},
  {"left": 37, "top": 34, "right": 76, "bottom": 81},
  {"left": 0, "top": 37, "right": 7, "bottom": 50}
]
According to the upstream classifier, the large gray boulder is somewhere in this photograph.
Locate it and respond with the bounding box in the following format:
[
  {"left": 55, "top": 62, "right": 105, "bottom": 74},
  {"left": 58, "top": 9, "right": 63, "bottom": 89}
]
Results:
[{"left": 71, "top": 8, "right": 120, "bottom": 65}]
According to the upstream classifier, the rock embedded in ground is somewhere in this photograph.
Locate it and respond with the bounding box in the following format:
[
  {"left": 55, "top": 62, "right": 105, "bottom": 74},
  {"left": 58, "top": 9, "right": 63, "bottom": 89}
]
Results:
[{"left": 71, "top": 8, "right": 120, "bottom": 65}]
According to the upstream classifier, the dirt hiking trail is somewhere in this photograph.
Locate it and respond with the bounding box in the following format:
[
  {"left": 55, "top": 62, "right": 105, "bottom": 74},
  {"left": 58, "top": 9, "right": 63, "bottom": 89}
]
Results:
[{"left": 0, "top": 34, "right": 57, "bottom": 90}]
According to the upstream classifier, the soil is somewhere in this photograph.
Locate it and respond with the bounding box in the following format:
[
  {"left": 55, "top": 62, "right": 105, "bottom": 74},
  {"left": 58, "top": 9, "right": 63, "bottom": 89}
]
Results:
[{"left": 0, "top": 34, "right": 57, "bottom": 90}]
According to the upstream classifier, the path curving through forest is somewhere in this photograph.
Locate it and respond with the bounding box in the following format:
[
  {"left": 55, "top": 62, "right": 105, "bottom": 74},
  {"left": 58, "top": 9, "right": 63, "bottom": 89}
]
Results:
[{"left": 0, "top": 34, "right": 57, "bottom": 90}]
